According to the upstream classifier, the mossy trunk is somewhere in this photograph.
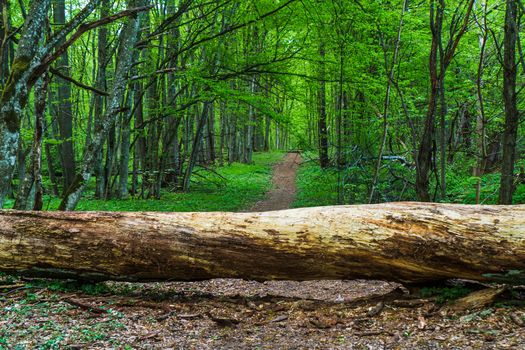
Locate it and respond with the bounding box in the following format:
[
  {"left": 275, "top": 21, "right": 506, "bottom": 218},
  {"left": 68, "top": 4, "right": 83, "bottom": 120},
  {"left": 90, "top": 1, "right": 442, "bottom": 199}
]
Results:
[
  {"left": 0, "top": 203, "right": 524, "bottom": 283},
  {"left": 0, "top": 0, "right": 51, "bottom": 208}
]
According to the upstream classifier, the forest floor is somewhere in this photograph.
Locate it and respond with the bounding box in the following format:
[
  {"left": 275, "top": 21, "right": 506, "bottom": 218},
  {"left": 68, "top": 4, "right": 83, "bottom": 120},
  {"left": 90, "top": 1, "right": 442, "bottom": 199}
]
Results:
[{"left": 1, "top": 152, "right": 525, "bottom": 349}]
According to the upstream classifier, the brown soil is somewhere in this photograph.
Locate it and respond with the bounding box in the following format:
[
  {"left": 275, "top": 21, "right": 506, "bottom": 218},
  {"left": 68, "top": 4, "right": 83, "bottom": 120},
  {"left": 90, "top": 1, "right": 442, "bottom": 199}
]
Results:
[{"left": 249, "top": 152, "right": 302, "bottom": 211}]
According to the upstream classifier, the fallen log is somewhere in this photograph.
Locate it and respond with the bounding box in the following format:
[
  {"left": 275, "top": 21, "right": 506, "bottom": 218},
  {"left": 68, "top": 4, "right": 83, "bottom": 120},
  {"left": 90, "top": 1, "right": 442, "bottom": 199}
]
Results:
[{"left": 0, "top": 202, "right": 524, "bottom": 284}]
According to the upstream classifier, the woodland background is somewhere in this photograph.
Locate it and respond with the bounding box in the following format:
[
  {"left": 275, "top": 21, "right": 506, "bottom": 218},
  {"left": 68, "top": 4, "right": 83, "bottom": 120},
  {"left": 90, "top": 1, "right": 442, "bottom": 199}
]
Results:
[{"left": 0, "top": 0, "right": 523, "bottom": 210}]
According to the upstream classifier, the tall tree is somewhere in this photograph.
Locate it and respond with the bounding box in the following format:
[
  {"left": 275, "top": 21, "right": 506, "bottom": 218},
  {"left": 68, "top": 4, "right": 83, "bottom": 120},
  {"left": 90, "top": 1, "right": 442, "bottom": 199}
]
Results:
[
  {"left": 52, "top": 0, "right": 76, "bottom": 191},
  {"left": 318, "top": 42, "right": 329, "bottom": 169},
  {"left": 499, "top": 0, "right": 519, "bottom": 204},
  {"left": 415, "top": 0, "right": 474, "bottom": 202}
]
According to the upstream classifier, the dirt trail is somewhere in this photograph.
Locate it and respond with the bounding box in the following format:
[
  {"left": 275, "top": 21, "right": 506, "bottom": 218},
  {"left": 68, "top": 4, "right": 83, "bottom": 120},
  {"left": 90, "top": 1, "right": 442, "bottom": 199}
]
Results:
[{"left": 249, "top": 152, "right": 302, "bottom": 212}]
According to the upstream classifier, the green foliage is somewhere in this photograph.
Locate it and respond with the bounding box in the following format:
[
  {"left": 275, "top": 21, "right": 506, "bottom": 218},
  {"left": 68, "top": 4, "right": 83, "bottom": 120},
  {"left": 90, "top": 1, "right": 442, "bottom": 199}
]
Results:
[
  {"left": 292, "top": 159, "right": 339, "bottom": 208},
  {"left": 482, "top": 270, "right": 525, "bottom": 285},
  {"left": 445, "top": 159, "right": 525, "bottom": 204},
  {"left": 28, "top": 280, "right": 111, "bottom": 295},
  {"left": 293, "top": 152, "right": 417, "bottom": 206},
  {"left": 5, "top": 152, "right": 283, "bottom": 212},
  {"left": 0, "top": 272, "right": 16, "bottom": 284},
  {"left": 420, "top": 286, "right": 473, "bottom": 304}
]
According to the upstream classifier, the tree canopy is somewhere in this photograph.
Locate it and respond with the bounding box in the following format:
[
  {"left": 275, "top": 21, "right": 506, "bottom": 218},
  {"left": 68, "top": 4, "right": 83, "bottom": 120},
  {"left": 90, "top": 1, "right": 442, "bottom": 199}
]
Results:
[{"left": 0, "top": 0, "right": 523, "bottom": 209}]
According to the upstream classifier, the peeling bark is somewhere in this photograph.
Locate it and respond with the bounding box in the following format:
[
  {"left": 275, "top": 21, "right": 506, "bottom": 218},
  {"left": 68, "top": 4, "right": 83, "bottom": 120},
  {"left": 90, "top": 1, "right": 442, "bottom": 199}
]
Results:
[{"left": 0, "top": 203, "right": 524, "bottom": 283}]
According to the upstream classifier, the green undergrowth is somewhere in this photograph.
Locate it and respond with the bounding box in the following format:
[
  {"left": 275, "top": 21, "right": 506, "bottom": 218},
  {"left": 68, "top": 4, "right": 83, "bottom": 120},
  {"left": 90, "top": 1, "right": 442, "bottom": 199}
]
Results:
[
  {"left": 419, "top": 286, "right": 473, "bottom": 304},
  {"left": 6, "top": 151, "right": 284, "bottom": 212},
  {"left": 293, "top": 152, "right": 525, "bottom": 206},
  {"left": 292, "top": 160, "right": 339, "bottom": 208}
]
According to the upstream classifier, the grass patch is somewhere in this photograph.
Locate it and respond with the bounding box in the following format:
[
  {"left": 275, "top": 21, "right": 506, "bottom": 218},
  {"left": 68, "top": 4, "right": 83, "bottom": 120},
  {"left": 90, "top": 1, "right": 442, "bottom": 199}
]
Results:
[
  {"left": 6, "top": 152, "right": 284, "bottom": 212},
  {"left": 292, "top": 160, "right": 339, "bottom": 208}
]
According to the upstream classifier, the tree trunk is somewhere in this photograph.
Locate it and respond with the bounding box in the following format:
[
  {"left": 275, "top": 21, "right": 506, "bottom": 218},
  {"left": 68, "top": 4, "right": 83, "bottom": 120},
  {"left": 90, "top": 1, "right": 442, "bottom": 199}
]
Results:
[
  {"left": 182, "top": 101, "right": 209, "bottom": 192},
  {"left": 318, "top": 43, "right": 329, "bottom": 168},
  {"left": 499, "top": 0, "right": 518, "bottom": 205},
  {"left": 0, "top": 203, "right": 524, "bottom": 284},
  {"left": 93, "top": 0, "right": 109, "bottom": 199},
  {"left": 416, "top": 1, "right": 442, "bottom": 202},
  {"left": 416, "top": 0, "right": 474, "bottom": 202},
  {"left": 475, "top": 0, "right": 488, "bottom": 204},
  {"left": 0, "top": 0, "right": 50, "bottom": 207},
  {"left": 14, "top": 74, "right": 48, "bottom": 210},
  {"left": 118, "top": 107, "right": 131, "bottom": 199},
  {"left": 369, "top": 0, "right": 407, "bottom": 204},
  {"left": 52, "top": 0, "right": 76, "bottom": 192}
]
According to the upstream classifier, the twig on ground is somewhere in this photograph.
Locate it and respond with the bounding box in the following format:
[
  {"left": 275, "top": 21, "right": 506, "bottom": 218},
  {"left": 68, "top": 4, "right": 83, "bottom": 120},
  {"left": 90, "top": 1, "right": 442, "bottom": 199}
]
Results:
[{"left": 62, "top": 298, "right": 107, "bottom": 314}]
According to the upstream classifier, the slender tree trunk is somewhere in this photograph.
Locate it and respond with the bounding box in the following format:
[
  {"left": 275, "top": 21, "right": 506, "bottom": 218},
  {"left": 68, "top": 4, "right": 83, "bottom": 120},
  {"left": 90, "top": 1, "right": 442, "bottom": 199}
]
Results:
[
  {"left": 438, "top": 74, "right": 447, "bottom": 198},
  {"left": 475, "top": 0, "right": 488, "bottom": 204},
  {"left": 416, "top": 0, "right": 442, "bottom": 202},
  {"left": 14, "top": 74, "right": 48, "bottom": 210},
  {"left": 182, "top": 101, "right": 209, "bottom": 192},
  {"left": 244, "top": 76, "right": 256, "bottom": 163},
  {"left": 52, "top": 0, "right": 76, "bottom": 191},
  {"left": 219, "top": 100, "right": 226, "bottom": 165},
  {"left": 318, "top": 43, "right": 329, "bottom": 168},
  {"left": 499, "top": 0, "right": 519, "bottom": 205},
  {"left": 104, "top": 123, "right": 116, "bottom": 198},
  {"left": 0, "top": 0, "right": 13, "bottom": 86},
  {"left": 118, "top": 106, "right": 131, "bottom": 199},
  {"left": 94, "top": 0, "right": 109, "bottom": 199},
  {"left": 416, "top": 0, "right": 474, "bottom": 201},
  {"left": 32, "top": 77, "right": 46, "bottom": 211}
]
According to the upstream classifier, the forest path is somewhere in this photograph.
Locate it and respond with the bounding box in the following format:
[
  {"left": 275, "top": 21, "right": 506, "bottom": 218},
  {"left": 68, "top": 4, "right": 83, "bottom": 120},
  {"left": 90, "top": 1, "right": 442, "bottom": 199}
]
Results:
[{"left": 248, "top": 152, "right": 302, "bottom": 212}]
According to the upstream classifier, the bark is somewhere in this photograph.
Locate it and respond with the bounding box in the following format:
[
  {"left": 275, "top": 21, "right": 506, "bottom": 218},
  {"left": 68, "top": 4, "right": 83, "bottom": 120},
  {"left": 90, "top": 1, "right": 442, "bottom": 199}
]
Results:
[
  {"left": 416, "top": 1, "right": 443, "bottom": 202},
  {"left": 416, "top": 0, "right": 474, "bottom": 202},
  {"left": 14, "top": 74, "right": 48, "bottom": 210},
  {"left": 117, "top": 101, "right": 132, "bottom": 199},
  {"left": 318, "top": 43, "right": 329, "bottom": 168},
  {"left": 475, "top": 0, "right": 488, "bottom": 204},
  {"left": 243, "top": 76, "right": 256, "bottom": 164},
  {"left": 0, "top": 0, "right": 12, "bottom": 85},
  {"left": 0, "top": 203, "right": 524, "bottom": 284},
  {"left": 0, "top": 0, "right": 50, "bottom": 208},
  {"left": 499, "top": 0, "right": 518, "bottom": 205},
  {"left": 52, "top": 0, "right": 76, "bottom": 191},
  {"left": 182, "top": 101, "right": 209, "bottom": 192},
  {"left": 94, "top": 0, "right": 109, "bottom": 199}
]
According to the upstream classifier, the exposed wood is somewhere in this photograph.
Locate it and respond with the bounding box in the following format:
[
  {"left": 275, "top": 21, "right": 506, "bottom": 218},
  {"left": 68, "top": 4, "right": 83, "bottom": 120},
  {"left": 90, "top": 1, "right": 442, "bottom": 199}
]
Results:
[
  {"left": 445, "top": 287, "right": 506, "bottom": 312},
  {"left": 0, "top": 203, "right": 524, "bottom": 283}
]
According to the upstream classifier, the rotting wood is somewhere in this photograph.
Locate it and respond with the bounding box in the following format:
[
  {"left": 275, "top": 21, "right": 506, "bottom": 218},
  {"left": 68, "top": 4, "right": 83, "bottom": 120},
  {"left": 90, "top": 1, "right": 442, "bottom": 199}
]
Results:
[{"left": 0, "top": 203, "right": 524, "bottom": 284}]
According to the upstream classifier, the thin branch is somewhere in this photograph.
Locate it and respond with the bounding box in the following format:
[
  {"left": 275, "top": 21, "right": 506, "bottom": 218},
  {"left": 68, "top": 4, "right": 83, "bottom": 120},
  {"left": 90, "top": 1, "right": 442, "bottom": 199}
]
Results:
[{"left": 49, "top": 67, "right": 108, "bottom": 96}]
